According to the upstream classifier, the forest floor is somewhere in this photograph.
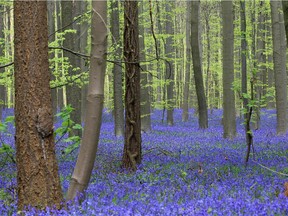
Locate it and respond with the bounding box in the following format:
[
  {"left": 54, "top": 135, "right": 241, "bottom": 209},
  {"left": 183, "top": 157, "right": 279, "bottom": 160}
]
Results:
[{"left": 1, "top": 108, "right": 288, "bottom": 215}]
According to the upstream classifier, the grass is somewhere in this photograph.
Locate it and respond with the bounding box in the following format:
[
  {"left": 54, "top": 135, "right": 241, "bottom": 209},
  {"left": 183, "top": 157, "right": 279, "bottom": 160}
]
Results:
[{"left": 0, "top": 108, "right": 288, "bottom": 215}]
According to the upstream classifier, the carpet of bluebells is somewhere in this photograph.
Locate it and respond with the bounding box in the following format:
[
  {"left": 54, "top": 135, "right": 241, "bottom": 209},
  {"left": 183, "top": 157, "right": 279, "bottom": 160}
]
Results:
[{"left": 0, "top": 108, "right": 288, "bottom": 215}]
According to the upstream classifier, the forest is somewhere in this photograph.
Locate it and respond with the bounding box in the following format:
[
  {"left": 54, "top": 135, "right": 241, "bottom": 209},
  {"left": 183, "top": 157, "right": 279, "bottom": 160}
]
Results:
[{"left": 0, "top": 0, "right": 288, "bottom": 215}]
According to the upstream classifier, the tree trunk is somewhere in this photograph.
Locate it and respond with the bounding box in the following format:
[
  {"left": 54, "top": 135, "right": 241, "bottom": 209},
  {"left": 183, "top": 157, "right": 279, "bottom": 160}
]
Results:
[
  {"left": 0, "top": 5, "right": 6, "bottom": 119},
  {"left": 282, "top": 0, "right": 288, "bottom": 45},
  {"left": 221, "top": 0, "right": 236, "bottom": 139},
  {"left": 270, "top": 0, "right": 287, "bottom": 135},
  {"left": 14, "top": 1, "right": 63, "bottom": 210},
  {"left": 191, "top": 0, "right": 208, "bottom": 129},
  {"left": 165, "top": 1, "right": 175, "bottom": 126},
  {"left": 61, "top": 0, "right": 82, "bottom": 137},
  {"left": 182, "top": 1, "right": 192, "bottom": 122},
  {"left": 111, "top": 0, "right": 124, "bottom": 137},
  {"left": 139, "top": 1, "right": 152, "bottom": 133},
  {"left": 67, "top": 1, "right": 107, "bottom": 200},
  {"left": 122, "top": 0, "right": 142, "bottom": 171}
]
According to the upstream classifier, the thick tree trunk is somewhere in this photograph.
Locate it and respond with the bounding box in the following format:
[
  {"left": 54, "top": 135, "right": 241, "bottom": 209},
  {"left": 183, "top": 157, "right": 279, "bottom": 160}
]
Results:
[
  {"left": 122, "top": 1, "right": 142, "bottom": 171},
  {"left": 191, "top": 0, "right": 208, "bottom": 129},
  {"left": 182, "top": 1, "right": 192, "bottom": 122},
  {"left": 67, "top": 1, "right": 107, "bottom": 200},
  {"left": 14, "top": 1, "right": 63, "bottom": 210},
  {"left": 270, "top": 0, "right": 287, "bottom": 135},
  {"left": 165, "top": 2, "right": 175, "bottom": 126},
  {"left": 221, "top": 0, "right": 236, "bottom": 139},
  {"left": 139, "top": 2, "right": 152, "bottom": 133},
  {"left": 111, "top": 0, "right": 124, "bottom": 137}
]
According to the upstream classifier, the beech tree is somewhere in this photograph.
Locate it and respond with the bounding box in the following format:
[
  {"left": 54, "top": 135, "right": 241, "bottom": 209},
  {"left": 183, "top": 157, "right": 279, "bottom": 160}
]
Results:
[
  {"left": 122, "top": 0, "right": 142, "bottom": 171},
  {"left": 221, "top": 0, "right": 236, "bottom": 139},
  {"left": 270, "top": 0, "right": 287, "bottom": 135},
  {"left": 14, "top": 1, "right": 63, "bottom": 210},
  {"left": 191, "top": 0, "right": 208, "bottom": 129},
  {"left": 67, "top": 1, "right": 107, "bottom": 200}
]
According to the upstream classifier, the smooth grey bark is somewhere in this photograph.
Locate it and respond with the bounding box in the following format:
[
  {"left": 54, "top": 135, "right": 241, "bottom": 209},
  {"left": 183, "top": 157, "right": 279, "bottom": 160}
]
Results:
[
  {"left": 240, "top": 0, "right": 248, "bottom": 119},
  {"left": 67, "top": 1, "right": 107, "bottom": 200},
  {"left": 0, "top": 5, "right": 5, "bottom": 119},
  {"left": 270, "top": 0, "right": 287, "bottom": 135},
  {"left": 139, "top": 1, "right": 152, "bottom": 133},
  {"left": 254, "top": 1, "right": 266, "bottom": 130},
  {"left": 182, "top": 1, "right": 192, "bottom": 122},
  {"left": 61, "top": 0, "right": 82, "bottom": 137},
  {"left": 111, "top": 0, "right": 124, "bottom": 136},
  {"left": 221, "top": 0, "right": 236, "bottom": 139},
  {"left": 282, "top": 0, "right": 288, "bottom": 45},
  {"left": 191, "top": 0, "right": 208, "bottom": 129},
  {"left": 165, "top": 1, "right": 175, "bottom": 126}
]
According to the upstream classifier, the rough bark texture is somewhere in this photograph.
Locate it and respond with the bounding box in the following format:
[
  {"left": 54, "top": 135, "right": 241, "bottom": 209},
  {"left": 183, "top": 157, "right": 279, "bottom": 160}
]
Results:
[
  {"left": 191, "top": 0, "right": 208, "bottom": 129},
  {"left": 139, "top": 2, "right": 152, "bottom": 133},
  {"left": 221, "top": 0, "right": 236, "bottom": 139},
  {"left": 182, "top": 1, "right": 192, "bottom": 122},
  {"left": 270, "top": 0, "right": 287, "bottom": 135},
  {"left": 122, "top": 1, "right": 142, "bottom": 171},
  {"left": 111, "top": 0, "right": 124, "bottom": 137},
  {"left": 165, "top": 2, "right": 175, "bottom": 126},
  {"left": 48, "top": 0, "right": 57, "bottom": 116},
  {"left": 67, "top": 1, "right": 107, "bottom": 200},
  {"left": 61, "top": 0, "right": 82, "bottom": 137},
  {"left": 14, "top": 1, "right": 63, "bottom": 210}
]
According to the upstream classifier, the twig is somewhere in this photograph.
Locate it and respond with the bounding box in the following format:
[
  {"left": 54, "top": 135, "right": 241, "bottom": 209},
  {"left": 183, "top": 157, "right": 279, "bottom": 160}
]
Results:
[{"left": 252, "top": 160, "right": 288, "bottom": 177}]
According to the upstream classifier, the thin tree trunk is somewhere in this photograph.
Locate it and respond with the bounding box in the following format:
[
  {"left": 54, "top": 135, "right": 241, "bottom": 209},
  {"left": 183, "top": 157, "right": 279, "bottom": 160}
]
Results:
[
  {"left": 111, "top": 0, "right": 124, "bottom": 136},
  {"left": 182, "top": 1, "right": 191, "bottom": 122},
  {"left": 165, "top": 1, "right": 175, "bottom": 126},
  {"left": 139, "top": 1, "right": 152, "bottom": 133},
  {"left": 67, "top": 1, "right": 107, "bottom": 200},
  {"left": 122, "top": 0, "right": 142, "bottom": 171},
  {"left": 61, "top": 0, "right": 82, "bottom": 137},
  {"left": 0, "top": 5, "right": 5, "bottom": 119},
  {"left": 14, "top": 1, "right": 63, "bottom": 210},
  {"left": 221, "top": 0, "right": 236, "bottom": 139},
  {"left": 191, "top": 0, "right": 208, "bottom": 129},
  {"left": 270, "top": 0, "right": 287, "bottom": 135}
]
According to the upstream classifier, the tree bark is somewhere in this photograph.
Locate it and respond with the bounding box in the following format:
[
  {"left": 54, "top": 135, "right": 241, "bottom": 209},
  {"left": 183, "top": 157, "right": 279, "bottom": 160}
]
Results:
[
  {"left": 182, "top": 1, "right": 192, "bottom": 122},
  {"left": 0, "top": 5, "right": 6, "bottom": 119},
  {"left": 191, "top": 0, "right": 208, "bottom": 129},
  {"left": 270, "top": 0, "right": 287, "bottom": 135},
  {"left": 14, "top": 1, "right": 63, "bottom": 210},
  {"left": 139, "top": 1, "right": 152, "bottom": 133},
  {"left": 67, "top": 1, "right": 107, "bottom": 200},
  {"left": 61, "top": 0, "right": 82, "bottom": 137},
  {"left": 122, "top": 0, "right": 142, "bottom": 171},
  {"left": 221, "top": 0, "right": 236, "bottom": 139},
  {"left": 111, "top": 0, "right": 124, "bottom": 137},
  {"left": 165, "top": 1, "right": 175, "bottom": 126}
]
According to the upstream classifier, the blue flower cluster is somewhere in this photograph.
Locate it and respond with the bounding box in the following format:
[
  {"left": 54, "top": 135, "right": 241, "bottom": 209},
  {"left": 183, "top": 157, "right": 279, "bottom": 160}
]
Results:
[{"left": 1, "top": 108, "right": 288, "bottom": 215}]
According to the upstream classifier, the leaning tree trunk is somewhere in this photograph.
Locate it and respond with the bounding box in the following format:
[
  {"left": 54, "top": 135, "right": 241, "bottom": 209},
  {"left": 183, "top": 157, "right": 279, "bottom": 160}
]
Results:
[
  {"left": 270, "top": 0, "right": 287, "bottom": 135},
  {"left": 122, "top": 0, "right": 142, "bottom": 171},
  {"left": 14, "top": 1, "right": 63, "bottom": 210},
  {"left": 221, "top": 0, "right": 236, "bottom": 139},
  {"left": 67, "top": 1, "right": 107, "bottom": 200},
  {"left": 191, "top": 0, "right": 208, "bottom": 129}
]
